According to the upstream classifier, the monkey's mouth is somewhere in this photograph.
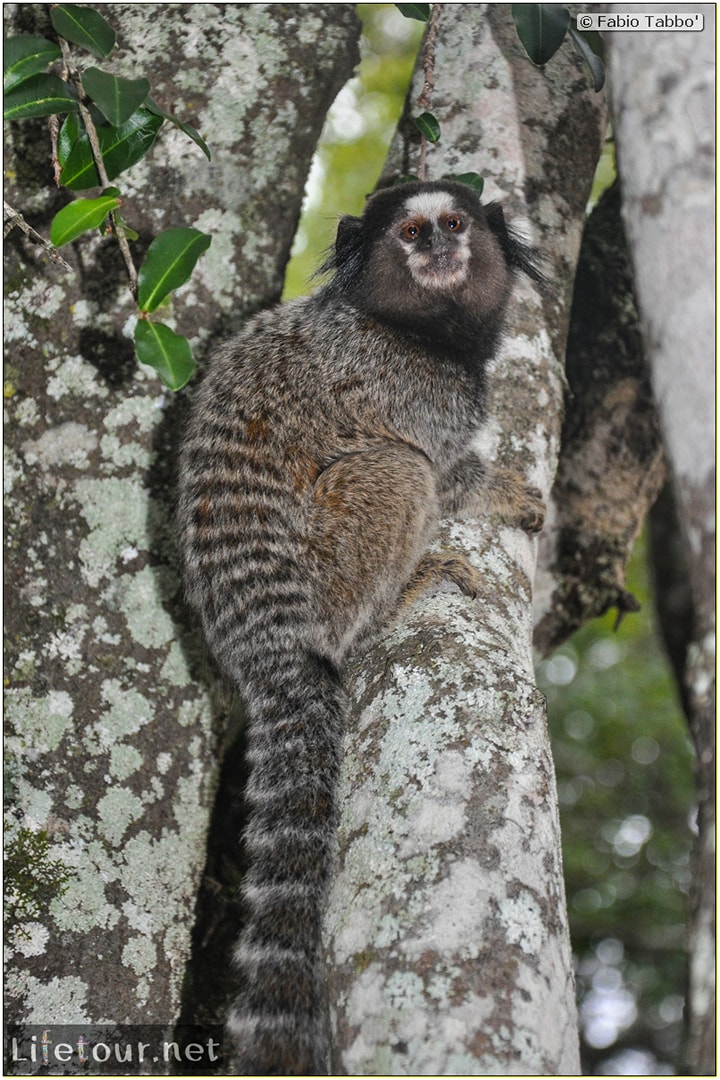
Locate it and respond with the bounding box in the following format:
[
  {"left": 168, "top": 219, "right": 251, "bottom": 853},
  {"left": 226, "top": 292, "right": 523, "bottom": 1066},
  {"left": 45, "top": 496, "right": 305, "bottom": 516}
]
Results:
[{"left": 409, "top": 249, "right": 469, "bottom": 288}]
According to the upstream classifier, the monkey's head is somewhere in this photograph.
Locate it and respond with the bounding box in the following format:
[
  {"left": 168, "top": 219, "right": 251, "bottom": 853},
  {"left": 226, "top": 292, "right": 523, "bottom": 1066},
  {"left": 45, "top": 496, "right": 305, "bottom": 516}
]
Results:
[{"left": 323, "top": 179, "right": 542, "bottom": 357}]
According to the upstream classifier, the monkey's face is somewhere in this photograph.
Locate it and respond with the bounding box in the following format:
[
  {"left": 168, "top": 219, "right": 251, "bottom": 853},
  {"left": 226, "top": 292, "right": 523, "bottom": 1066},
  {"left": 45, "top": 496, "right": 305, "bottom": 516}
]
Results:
[
  {"left": 361, "top": 184, "right": 513, "bottom": 325},
  {"left": 396, "top": 190, "right": 473, "bottom": 290},
  {"left": 329, "top": 180, "right": 535, "bottom": 351}
]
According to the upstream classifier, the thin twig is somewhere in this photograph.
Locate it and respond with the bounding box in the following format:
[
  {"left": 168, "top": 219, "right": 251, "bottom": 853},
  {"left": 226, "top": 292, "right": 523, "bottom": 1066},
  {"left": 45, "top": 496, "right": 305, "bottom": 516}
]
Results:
[
  {"left": 49, "top": 113, "right": 62, "bottom": 185},
  {"left": 58, "top": 36, "right": 139, "bottom": 298},
  {"left": 75, "top": 96, "right": 139, "bottom": 296},
  {"left": 416, "top": 124, "right": 427, "bottom": 181},
  {"left": 416, "top": 4, "right": 442, "bottom": 182},
  {"left": 417, "top": 4, "right": 441, "bottom": 111},
  {"left": 50, "top": 53, "right": 71, "bottom": 185},
  {"left": 417, "top": 134, "right": 427, "bottom": 182},
  {"left": 3, "top": 201, "right": 73, "bottom": 271}
]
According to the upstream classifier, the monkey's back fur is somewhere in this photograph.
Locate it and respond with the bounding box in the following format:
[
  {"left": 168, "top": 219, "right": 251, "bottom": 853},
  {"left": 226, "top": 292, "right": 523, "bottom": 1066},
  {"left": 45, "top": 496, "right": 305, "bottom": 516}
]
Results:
[{"left": 177, "top": 181, "right": 544, "bottom": 1074}]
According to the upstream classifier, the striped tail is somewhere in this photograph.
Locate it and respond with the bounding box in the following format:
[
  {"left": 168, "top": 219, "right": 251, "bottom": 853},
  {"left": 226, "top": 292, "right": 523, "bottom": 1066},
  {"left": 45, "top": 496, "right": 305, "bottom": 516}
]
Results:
[{"left": 227, "top": 650, "right": 348, "bottom": 1075}]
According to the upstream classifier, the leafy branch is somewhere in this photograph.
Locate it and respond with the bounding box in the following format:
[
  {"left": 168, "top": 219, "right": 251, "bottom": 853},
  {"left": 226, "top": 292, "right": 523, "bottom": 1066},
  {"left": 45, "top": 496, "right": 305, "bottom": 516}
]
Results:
[
  {"left": 414, "top": 3, "right": 441, "bottom": 182},
  {"left": 394, "top": 1, "right": 604, "bottom": 195},
  {"left": 4, "top": 3, "right": 213, "bottom": 390},
  {"left": 5, "top": 827, "right": 72, "bottom": 929},
  {"left": 55, "top": 32, "right": 139, "bottom": 295}
]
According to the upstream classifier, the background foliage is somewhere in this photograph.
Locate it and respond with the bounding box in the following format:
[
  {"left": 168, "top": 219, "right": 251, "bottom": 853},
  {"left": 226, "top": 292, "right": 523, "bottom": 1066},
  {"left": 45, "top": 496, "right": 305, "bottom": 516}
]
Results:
[
  {"left": 285, "top": 6, "right": 694, "bottom": 1074},
  {"left": 540, "top": 540, "right": 694, "bottom": 1074}
]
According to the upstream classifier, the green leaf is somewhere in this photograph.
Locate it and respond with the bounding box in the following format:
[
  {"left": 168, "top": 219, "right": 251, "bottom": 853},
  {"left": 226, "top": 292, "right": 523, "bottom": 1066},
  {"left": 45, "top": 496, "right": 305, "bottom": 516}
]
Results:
[
  {"left": 512, "top": 4, "right": 571, "bottom": 66},
  {"left": 50, "top": 4, "right": 116, "bottom": 58},
  {"left": 60, "top": 107, "right": 163, "bottom": 190},
  {"left": 81, "top": 67, "right": 151, "bottom": 127},
  {"left": 4, "top": 35, "right": 61, "bottom": 93},
  {"left": 413, "top": 111, "right": 441, "bottom": 143},
  {"left": 49, "top": 194, "right": 120, "bottom": 246},
  {"left": 3, "top": 73, "right": 78, "bottom": 120},
  {"left": 395, "top": 4, "right": 431, "bottom": 21},
  {"left": 137, "top": 227, "right": 212, "bottom": 313},
  {"left": 134, "top": 320, "right": 196, "bottom": 390},
  {"left": 57, "top": 111, "right": 82, "bottom": 167},
  {"left": 115, "top": 215, "right": 139, "bottom": 242},
  {"left": 453, "top": 173, "right": 485, "bottom": 197},
  {"left": 57, "top": 105, "right": 107, "bottom": 166},
  {"left": 569, "top": 27, "right": 606, "bottom": 92},
  {"left": 145, "top": 97, "right": 211, "bottom": 161}
]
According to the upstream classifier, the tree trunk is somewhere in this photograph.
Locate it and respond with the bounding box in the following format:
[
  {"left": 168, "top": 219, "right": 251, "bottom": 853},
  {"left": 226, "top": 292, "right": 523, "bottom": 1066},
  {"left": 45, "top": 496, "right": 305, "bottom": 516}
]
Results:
[
  {"left": 534, "top": 180, "right": 667, "bottom": 655},
  {"left": 4, "top": 0, "right": 359, "bottom": 1035},
  {"left": 609, "top": 9, "right": 716, "bottom": 1073},
  {"left": 323, "top": 6, "right": 607, "bottom": 1071}
]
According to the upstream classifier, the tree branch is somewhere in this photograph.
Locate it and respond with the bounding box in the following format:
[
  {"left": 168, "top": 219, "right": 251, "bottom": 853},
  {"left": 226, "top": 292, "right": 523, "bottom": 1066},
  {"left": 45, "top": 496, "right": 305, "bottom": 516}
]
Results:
[
  {"left": 534, "top": 182, "right": 666, "bottom": 657},
  {"left": 416, "top": 4, "right": 441, "bottom": 181},
  {"left": 3, "top": 201, "right": 72, "bottom": 271},
  {"left": 417, "top": 3, "right": 441, "bottom": 110}
]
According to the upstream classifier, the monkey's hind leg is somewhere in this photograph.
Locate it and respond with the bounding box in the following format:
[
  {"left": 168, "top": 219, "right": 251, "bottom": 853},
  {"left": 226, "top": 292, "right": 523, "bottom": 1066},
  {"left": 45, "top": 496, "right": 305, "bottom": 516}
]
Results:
[
  {"left": 399, "top": 551, "right": 481, "bottom": 610},
  {"left": 308, "top": 441, "right": 442, "bottom": 663}
]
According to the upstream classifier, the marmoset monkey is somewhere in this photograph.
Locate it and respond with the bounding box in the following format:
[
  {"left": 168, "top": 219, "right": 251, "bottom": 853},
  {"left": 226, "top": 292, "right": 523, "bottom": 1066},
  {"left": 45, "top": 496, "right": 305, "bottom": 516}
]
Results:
[{"left": 177, "top": 179, "right": 545, "bottom": 1074}]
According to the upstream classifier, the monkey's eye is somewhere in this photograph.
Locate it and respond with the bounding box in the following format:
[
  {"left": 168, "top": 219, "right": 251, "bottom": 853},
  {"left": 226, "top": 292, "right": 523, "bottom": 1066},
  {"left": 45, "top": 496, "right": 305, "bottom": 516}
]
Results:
[
  {"left": 444, "top": 214, "right": 463, "bottom": 231},
  {"left": 401, "top": 221, "right": 421, "bottom": 241}
]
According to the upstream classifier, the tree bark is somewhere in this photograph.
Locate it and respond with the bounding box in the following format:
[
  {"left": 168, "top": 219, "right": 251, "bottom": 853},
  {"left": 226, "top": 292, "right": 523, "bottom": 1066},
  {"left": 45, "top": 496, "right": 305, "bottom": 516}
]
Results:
[
  {"left": 609, "top": 7, "right": 715, "bottom": 1072},
  {"left": 323, "top": 6, "right": 607, "bottom": 1072},
  {"left": 4, "top": 0, "right": 359, "bottom": 1034}
]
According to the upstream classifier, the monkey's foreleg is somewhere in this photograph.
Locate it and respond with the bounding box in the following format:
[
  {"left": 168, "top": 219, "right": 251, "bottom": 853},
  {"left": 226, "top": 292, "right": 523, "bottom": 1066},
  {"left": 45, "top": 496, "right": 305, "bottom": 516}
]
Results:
[{"left": 440, "top": 452, "right": 546, "bottom": 533}]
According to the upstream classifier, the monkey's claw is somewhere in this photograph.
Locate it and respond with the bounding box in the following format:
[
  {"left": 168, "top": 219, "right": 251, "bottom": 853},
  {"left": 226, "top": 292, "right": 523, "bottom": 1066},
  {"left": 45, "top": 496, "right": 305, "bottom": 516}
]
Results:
[{"left": 517, "top": 486, "right": 546, "bottom": 533}]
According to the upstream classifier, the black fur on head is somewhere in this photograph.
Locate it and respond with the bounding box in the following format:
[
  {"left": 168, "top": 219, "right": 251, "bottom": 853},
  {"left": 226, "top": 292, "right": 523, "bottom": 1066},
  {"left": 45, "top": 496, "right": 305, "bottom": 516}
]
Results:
[
  {"left": 482, "top": 201, "right": 545, "bottom": 285},
  {"left": 317, "top": 179, "right": 543, "bottom": 359},
  {"left": 320, "top": 179, "right": 543, "bottom": 290}
]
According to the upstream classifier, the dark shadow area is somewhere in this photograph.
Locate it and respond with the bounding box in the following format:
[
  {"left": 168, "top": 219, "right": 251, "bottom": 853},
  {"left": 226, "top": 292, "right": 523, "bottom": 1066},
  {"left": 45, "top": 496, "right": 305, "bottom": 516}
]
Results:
[
  {"left": 78, "top": 326, "right": 138, "bottom": 390},
  {"left": 175, "top": 719, "right": 250, "bottom": 1032},
  {"left": 144, "top": 358, "right": 252, "bottom": 1055}
]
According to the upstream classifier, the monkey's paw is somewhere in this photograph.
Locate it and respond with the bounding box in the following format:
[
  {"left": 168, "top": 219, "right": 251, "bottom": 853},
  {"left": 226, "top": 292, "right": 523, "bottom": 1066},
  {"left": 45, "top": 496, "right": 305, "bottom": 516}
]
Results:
[
  {"left": 401, "top": 551, "right": 480, "bottom": 605},
  {"left": 434, "top": 554, "right": 481, "bottom": 598},
  {"left": 514, "top": 486, "right": 546, "bottom": 533}
]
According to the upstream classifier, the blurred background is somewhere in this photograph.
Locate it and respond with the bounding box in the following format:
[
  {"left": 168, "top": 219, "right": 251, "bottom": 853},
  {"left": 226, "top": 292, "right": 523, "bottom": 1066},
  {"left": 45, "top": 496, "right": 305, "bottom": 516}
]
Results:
[{"left": 283, "top": 6, "right": 695, "bottom": 1074}]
